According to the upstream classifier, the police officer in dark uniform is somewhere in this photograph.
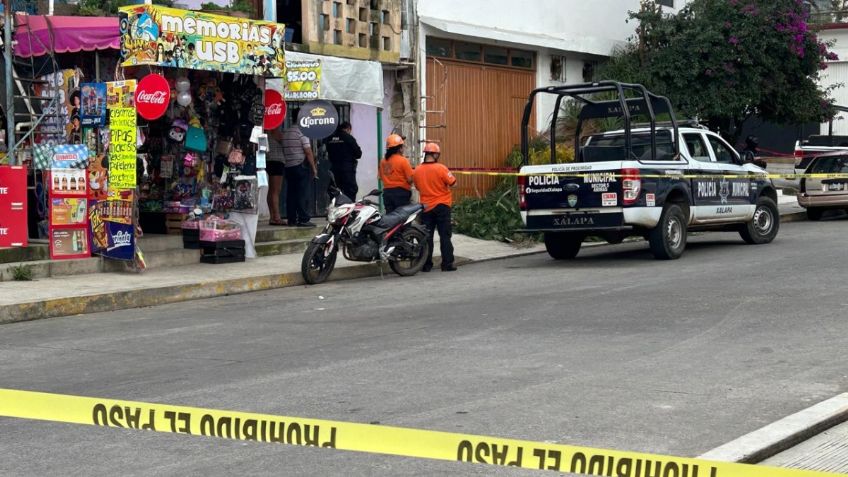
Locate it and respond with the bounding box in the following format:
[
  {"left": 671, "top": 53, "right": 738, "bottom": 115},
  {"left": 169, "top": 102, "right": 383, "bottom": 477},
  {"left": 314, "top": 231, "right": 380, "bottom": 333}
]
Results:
[
  {"left": 324, "top": 121, "right": 362, "bottom": 200},
  {"left": 741, "top": 135, "right": 767, "bottom": 168}
]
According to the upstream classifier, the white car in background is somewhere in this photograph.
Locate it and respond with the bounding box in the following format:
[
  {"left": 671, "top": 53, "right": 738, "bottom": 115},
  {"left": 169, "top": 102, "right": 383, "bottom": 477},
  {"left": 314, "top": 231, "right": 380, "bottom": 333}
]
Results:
[{"left": 797, "top": 152, "right": 848, "bottom": 220}]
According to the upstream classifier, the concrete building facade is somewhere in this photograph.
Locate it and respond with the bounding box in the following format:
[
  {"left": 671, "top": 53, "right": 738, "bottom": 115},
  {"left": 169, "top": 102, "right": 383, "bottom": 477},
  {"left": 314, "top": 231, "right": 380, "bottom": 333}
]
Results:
[{"left": 413, "top": 0, "right": 688, "bottom": 197}]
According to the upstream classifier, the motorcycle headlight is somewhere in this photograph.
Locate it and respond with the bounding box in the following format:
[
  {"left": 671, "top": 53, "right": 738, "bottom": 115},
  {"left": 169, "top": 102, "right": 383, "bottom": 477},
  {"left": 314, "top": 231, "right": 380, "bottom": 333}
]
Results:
[{"left": 327, "top": 206, "right": 346, "bottom": 222}]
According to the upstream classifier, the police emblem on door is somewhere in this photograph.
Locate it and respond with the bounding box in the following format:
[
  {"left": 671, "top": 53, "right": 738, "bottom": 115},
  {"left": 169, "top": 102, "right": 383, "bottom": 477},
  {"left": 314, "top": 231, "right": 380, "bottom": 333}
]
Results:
[
  {"left": 567, "top": 194, "right": 578, "bottom": 208},
  {"left": 719, "top": 178, "right": 730, "bottom": 204}
]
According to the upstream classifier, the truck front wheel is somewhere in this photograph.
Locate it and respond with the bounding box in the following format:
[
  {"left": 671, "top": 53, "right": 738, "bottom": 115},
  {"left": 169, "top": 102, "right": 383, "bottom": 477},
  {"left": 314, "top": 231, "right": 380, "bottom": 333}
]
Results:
[
  {"left": 740, "top": 196, "right": 779, "bottom": 244},
  {"left": 648, "top": 204, "right": 687, "bottom": 260},
  {"left": 544, "top": 232, "right": 584, "bottom": 260}
]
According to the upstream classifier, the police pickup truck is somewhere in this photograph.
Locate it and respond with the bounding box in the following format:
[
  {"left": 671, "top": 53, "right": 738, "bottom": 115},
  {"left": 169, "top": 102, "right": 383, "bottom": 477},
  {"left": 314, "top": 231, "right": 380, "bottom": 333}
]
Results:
[{"left": 517, "top": 82, "right": 779, "bottom": 260}]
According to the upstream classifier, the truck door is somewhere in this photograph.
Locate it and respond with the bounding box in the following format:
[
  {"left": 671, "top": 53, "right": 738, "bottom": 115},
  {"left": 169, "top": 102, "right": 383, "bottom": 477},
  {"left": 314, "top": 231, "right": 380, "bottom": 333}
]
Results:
[
  {"left": 704, "top": 133, "right": 754, "bottom": 221},
  {"left": 683, "top": 132, "right": 727, "bottom": 223}
]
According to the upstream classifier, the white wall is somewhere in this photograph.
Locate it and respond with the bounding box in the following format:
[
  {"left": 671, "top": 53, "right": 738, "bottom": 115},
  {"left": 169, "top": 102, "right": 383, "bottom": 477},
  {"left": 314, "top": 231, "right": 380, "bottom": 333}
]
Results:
[
  {"left": 417, "top": 0, "right": 690, "bottom": 138},
  {"left": 349, "top": 70, "right": 398, "bottom": 197},
  {"left": 817, "top": 28, "right": 848, "bottom": 134},
  {"left": 535, "top": 49, "right": 588, "bottom": 133},
  {"left": 417, "top": 0, "right": 688, "bottom": 57}
]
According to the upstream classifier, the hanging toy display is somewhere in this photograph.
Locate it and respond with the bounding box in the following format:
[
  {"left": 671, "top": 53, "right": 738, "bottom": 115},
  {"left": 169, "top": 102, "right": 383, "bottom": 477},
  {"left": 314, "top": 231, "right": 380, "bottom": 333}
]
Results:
[
  {"left": 177, "top": 90, "right": 193, "bottom": 107},
  {"left": 168, "top": 119, "right": 188, "bottom": 143},
  {"left": 175, "top": 76, "right": 192, "bottom": 107},
  {"left": 175, "top": 77, "right": 191, "bottom": 93}
]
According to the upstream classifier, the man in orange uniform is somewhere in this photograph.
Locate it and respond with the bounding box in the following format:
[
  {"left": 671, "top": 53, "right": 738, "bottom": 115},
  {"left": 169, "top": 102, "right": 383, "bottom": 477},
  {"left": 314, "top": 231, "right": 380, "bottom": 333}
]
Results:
[
  {"left": 413, "top": 142, "right": 457, "bottom": 272},
  {"left": 379, "top": 134, "right": 414, "bottom": 213}
]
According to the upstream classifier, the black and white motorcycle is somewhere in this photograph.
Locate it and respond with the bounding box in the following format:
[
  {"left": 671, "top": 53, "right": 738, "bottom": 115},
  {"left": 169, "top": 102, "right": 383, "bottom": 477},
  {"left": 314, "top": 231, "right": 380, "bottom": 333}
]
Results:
[{"left": 300, "top": 184, "right": 430, "bottom": 285}]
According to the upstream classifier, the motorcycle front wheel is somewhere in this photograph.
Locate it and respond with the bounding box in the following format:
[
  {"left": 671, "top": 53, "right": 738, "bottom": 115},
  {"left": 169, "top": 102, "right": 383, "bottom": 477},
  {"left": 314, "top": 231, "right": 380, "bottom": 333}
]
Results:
[
  {"left": 301, "top": 241, "right": 338, "bottom": 285},
  {"left": 389, "top": 228, "right": 430, "bottom": 277}
]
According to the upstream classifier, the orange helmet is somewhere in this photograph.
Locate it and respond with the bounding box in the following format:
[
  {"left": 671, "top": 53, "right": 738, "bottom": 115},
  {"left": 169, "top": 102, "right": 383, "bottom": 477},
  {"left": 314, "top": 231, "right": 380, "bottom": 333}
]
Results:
[
  {"left": 423, "top": 142, "right": 441, "bottom": 154},
  {"left": 386, "top": 134, "right": 404, "bottom": 148}
]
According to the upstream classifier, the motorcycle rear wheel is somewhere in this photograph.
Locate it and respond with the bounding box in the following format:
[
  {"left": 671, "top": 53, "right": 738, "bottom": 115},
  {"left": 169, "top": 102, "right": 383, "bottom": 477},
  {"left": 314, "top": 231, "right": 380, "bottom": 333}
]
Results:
[
  {"left": 389, "top": 228, "right": 430, "bottom": 277},
  {"left": 301, "top": 242, "right": 338, "bottom": 285}
]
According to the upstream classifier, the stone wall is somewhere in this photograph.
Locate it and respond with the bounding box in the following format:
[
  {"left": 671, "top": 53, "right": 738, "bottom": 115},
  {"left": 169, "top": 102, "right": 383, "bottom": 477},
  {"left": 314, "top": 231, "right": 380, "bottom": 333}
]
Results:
[{"left": 301, "top": 0, "right": 402, "bottom": 63}]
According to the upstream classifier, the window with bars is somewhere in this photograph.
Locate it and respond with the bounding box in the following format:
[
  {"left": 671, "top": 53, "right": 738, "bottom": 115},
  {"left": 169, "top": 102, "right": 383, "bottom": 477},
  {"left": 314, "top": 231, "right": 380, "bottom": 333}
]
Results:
[
  {"left": 425, "top": 38, "right": 535, "bottom": 70},
  {"left": 550, "top": 55, "right": 566, "bottom": 82}
]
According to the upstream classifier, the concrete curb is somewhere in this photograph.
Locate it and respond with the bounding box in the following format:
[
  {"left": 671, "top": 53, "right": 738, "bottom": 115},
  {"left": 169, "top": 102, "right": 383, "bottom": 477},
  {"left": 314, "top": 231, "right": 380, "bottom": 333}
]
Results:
[
  {"left": 780, "top": 211, "right": 808, "bottom": 223},
  {"left": 0, "top": 255, "right": 496, "bottom": 325},
  {"left": 700, "top": 393, "right": 848, "bottom": 464},
  {"left": 0, "top": 262, "right": 374, "bottom": 325},
  {"left": 0, "top": 208, "right": 807, "bottom": 325}
]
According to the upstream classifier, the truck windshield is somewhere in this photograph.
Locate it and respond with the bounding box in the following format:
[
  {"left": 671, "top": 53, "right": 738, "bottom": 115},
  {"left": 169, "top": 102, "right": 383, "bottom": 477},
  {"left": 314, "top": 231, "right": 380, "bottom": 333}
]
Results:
[{"left": 582, "top": 131, "right": 675, "bottom": 162}]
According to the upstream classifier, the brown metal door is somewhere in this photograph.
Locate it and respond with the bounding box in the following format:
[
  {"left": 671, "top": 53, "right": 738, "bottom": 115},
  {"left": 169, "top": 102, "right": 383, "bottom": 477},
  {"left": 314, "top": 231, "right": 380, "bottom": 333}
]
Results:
[{"left": 426, "top": 57, "right": 535, "bottom": 200}]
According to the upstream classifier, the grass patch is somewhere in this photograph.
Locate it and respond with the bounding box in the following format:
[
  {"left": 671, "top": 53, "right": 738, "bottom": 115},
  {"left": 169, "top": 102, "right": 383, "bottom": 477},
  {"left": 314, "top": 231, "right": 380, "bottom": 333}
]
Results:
[{"left": 11, "top": 264, "right": 33, "bottom": 281}]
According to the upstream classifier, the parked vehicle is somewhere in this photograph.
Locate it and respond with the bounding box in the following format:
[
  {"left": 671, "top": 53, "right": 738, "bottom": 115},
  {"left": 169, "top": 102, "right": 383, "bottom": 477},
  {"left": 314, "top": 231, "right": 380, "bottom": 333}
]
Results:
[
  {"left": 797, "top": 152, "right": 848, "bottom": 220},
  {"left": 517, "top": 81, "right": 779, "bottom": 260},
  {"left": 793, "top": 105, "right": 848, "bottom": 173},
  {"left": 301, "top": 185, "right": 430, "bottom": 284}
]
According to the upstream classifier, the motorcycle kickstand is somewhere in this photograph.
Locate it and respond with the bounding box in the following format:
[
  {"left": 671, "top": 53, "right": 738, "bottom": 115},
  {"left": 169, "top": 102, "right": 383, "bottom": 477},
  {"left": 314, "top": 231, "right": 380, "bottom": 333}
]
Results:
[{"left": 378, "top": 245, "right": 396, "bottom": 279}]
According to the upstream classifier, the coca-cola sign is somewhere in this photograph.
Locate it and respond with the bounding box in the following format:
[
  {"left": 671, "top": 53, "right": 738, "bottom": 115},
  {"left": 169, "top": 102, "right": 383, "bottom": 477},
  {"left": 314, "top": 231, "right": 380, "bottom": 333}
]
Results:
[
  {"left": 263, "top": 89, "right": 286, "bottom": 130},
  {"left": 134, "top": 74, "right": 170, "bottom": 120},
  {"left": 137, "top": 91, "right": 167, "bottom": 104}
]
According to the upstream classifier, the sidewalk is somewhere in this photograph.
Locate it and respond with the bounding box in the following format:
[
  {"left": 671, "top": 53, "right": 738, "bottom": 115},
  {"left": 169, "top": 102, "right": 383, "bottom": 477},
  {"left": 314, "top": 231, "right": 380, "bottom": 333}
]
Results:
[
  {"left": 0, "top": 234, "right": 544, "bottom": 324},
  {"left": 0, "top": 198, "right": 805, "bottom": 325},
  {"left": 701, "top": 393, "right": 848, "bottom": 472}
]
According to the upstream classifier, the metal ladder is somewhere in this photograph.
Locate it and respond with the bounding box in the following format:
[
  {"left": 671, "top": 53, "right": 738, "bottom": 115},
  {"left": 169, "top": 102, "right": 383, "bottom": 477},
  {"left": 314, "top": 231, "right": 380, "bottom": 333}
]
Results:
[
  {"left": 10, "top": 10, "right": 64, "bottom": 160},
  {"left": 5, "top": 6, "right": 61, "bottom": 241}
]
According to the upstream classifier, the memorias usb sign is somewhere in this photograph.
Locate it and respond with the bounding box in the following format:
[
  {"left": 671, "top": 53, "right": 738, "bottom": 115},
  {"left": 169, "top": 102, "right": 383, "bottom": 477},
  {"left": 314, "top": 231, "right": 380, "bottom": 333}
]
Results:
[
  {"left": 134, "top": 73, "right": 170, "bottom": 120},
  {"left": 263, "top": 89, "right": 286, "bottom": 130},
  {"left": 297, "top": 100, "right": 338, "bottom": 140}
]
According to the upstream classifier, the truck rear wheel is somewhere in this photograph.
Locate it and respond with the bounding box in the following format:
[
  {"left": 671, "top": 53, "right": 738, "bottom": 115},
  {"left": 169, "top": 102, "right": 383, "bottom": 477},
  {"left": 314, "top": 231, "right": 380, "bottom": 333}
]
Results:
[
  {"left": 648, "top": 204, "right": 687, "bottom": 260},
  {"left": 544, "top": 232, "right": 583, "bottom": 260}
]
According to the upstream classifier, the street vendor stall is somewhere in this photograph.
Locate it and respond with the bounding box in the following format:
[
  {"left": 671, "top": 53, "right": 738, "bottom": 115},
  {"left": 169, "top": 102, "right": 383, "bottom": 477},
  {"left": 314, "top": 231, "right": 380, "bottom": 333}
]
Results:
[
  {"left": 10, "top": 13, "right": 121, "bottom": 256},
  {"left": 114, "top": 4, "right": 289, "bottom": 260}
]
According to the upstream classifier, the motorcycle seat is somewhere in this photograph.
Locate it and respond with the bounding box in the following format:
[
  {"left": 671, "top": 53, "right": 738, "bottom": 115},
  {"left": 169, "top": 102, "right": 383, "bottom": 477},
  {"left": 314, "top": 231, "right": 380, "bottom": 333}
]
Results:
[{"left": 375, "top": 204, "right": 424, "bottom": 228}]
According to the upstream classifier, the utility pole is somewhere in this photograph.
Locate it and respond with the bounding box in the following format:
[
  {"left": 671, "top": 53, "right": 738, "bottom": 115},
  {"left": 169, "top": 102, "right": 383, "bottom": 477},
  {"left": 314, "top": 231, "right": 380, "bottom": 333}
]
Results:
[{"left": 3, "top": 0, "right": 15, "bottom": 164}]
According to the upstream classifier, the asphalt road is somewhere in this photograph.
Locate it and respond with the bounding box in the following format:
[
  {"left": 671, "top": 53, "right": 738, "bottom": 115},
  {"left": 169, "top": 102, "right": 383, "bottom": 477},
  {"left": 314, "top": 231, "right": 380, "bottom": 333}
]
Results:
[{"left": 1, "top": 219, "right": 847, "bottom": 476}]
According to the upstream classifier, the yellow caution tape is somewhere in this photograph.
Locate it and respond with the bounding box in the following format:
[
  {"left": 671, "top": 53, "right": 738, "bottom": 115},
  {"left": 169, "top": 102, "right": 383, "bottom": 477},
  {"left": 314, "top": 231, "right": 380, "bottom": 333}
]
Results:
[
  {"left": 0, "top": 388, "right": 839, "bottom": 476},
  {"left": 451, "top": 170, "right": 848, "bottom": 180}
]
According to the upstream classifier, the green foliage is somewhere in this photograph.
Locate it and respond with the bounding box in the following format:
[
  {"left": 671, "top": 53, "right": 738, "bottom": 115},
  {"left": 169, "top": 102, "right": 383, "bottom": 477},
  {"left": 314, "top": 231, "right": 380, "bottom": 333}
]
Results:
[
  {"left": 78, "top": 0, "right": 173, "bottom": 16},
  {"left": 809, "top": 1, "right": 848, "bottom": 23},
  {"left": 229, "top": 0, "right": 255, "bottom": 15},
  {"left": 11, "top": 264, "right": 33, "bottom": 281},
  {"left": 199, "top": 0, "right": 254, "bottom": 16},
  {"left": 601, "top": 0, "right": 838, "bottom": 140},
  {"left": 505, "top": 135, "right": 575, "bottom": 169},
  {"left": 453, "top": 180, "right": 532, "bottom": 243},
  {"left": 456, "top": 136, "right": 573, "bottom": 243}
]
